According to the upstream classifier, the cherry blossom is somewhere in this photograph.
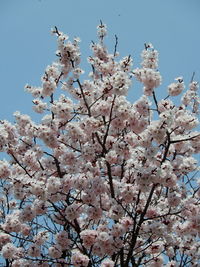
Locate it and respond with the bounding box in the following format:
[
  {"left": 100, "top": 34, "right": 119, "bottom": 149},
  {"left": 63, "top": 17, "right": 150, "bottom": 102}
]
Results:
[{"left": 0, "top": 22, "right": 199, "bottom": 266}]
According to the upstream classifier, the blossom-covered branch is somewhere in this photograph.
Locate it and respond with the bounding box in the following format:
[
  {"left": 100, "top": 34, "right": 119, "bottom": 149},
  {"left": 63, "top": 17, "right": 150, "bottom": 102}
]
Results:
[{"left": 0, "top": 23, "right": 199, "bottom": 266}]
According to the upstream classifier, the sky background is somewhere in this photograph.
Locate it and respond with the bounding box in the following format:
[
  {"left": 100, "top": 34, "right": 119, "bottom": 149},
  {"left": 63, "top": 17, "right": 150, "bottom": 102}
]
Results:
[
  {"left": 0, "top": 0, "right": 200, "bottom": 123},
  {"left": 0, "top": 0, "right": 199, "bottom": 264}
]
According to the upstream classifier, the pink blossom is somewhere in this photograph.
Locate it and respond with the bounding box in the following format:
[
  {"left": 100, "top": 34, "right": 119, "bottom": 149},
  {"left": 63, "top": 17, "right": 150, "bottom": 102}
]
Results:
[
  {"left": 48, "top": 245, "right": 62, "bottom": 258},
  {"left": 0, "top": 23, "right": 199, "bottom": 267},
  {"left": 101, "top": 259, "right": 115, "bottom": 267},
  {"left": 71, "top": 251, "right": 90, "bottom": 267}
]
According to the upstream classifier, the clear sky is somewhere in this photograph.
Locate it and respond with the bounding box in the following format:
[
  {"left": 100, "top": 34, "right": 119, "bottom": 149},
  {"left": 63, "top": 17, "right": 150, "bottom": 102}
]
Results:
[
  {"left": 0, "top": 0, "right": 200, "bottom": 122},
  {"left": 0, "top": 1, "right": 199, "bottom": 264}
]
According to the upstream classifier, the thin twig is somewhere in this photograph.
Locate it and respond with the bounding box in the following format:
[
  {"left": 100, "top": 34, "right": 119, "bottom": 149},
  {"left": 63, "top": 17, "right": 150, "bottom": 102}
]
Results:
[{"left": 114, "top": 34, "right": 118, "bottom": 57}]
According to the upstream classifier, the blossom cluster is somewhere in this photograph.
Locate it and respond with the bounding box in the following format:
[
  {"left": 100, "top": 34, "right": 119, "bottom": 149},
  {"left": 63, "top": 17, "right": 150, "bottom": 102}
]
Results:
[{"left": 0, "top": 23, "right": 199, "bottom": 266}]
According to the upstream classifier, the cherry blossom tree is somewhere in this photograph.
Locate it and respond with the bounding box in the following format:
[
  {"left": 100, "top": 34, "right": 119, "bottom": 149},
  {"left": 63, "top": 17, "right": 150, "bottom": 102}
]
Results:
[{"left": 0, "top": 22, "right": 200, "bottom": 267}]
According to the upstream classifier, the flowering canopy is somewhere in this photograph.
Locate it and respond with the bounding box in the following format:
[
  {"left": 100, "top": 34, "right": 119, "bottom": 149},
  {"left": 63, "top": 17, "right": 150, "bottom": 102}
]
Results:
[{"left": 0, "top": 22, "right": 200, "bottom": 267}]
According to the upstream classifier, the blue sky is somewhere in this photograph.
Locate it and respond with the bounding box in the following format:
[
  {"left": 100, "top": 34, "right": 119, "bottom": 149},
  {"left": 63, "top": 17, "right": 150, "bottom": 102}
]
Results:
[
  {"left": 0, "top": 0, "right": 200, "bottom": 122},
  {"left": 0, "top": 1, "right": 199, "bottom": 264}
]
